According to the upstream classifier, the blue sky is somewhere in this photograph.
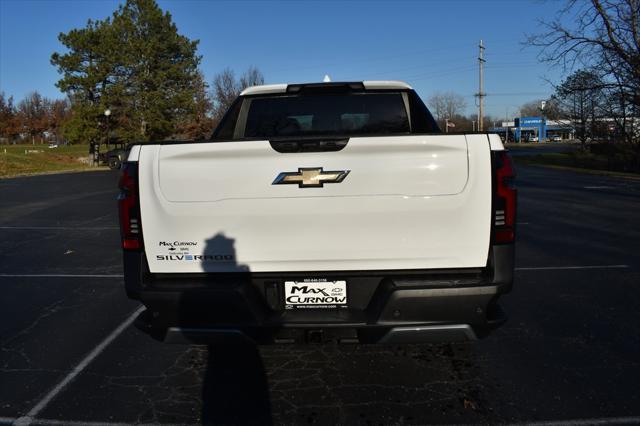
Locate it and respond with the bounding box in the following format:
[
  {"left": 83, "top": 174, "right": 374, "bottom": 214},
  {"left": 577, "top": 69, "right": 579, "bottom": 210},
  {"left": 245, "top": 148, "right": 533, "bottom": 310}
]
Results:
[{"left": 0, "top": 0, "right": 569, "bottom": 119}]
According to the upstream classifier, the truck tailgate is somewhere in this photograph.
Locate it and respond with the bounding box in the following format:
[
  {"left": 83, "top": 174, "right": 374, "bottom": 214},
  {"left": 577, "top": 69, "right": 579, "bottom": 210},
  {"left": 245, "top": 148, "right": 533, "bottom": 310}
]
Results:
[{"left": 138, "top": 134, "right": 492, "bottom": 273}]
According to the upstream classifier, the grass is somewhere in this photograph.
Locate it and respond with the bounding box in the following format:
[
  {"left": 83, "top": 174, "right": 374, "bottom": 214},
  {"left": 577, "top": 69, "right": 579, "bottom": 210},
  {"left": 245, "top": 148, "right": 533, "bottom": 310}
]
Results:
[{"left": 0, "top": 144, "right": 104, "bottom": 178}]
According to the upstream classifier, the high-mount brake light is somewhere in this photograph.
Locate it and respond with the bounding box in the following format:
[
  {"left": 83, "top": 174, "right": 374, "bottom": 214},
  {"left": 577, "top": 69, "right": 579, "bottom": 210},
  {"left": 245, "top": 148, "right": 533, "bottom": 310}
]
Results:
[
  {"left": 494, "top": 151, "right": 517, "bottom": 244},
  {"left": 118, "top": 162, "right": 142, "bottom": 250}
]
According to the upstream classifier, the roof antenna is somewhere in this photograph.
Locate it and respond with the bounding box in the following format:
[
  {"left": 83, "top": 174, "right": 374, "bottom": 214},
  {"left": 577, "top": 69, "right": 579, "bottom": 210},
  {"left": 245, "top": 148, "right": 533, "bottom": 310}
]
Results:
[{"left": 323, "top": 74, "right": 331, "bottom": 82}]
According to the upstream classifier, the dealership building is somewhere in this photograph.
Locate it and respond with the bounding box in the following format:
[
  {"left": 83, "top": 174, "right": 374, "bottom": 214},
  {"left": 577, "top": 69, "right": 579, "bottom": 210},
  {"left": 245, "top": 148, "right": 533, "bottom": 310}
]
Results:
[{"left": 489, "top": 116, "right": 574, "bottom": 142}]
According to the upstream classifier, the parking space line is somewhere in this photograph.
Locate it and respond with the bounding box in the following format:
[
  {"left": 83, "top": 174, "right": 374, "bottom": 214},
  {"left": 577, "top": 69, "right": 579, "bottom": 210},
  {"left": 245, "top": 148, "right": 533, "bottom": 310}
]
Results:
[
  {"left": 28, "top": 420, "right": 191, "bottom": 426},
  {"left": 519, "top": 415, "right": 640, "bottom": 425},
  {"left": 9, "top": 414, "right": 640, "bottom": 426},
  {"left": 516, "top": 265, "right": 629, "bottom": 271},
  {"left": 13, "top": 306, "right": 145, "bottom": 426},
  {"left": 0, "top": 226, "right": 119, "bottom": 230},
  {"left": 0, "top": 274, "right": 123, "bottom": 278}
]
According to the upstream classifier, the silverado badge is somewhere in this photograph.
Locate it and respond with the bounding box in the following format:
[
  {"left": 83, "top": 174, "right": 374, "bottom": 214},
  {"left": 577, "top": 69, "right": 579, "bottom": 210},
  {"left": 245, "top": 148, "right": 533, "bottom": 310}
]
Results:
[{"left": 272, "top": 167, "right": 350, "bottom": 188}]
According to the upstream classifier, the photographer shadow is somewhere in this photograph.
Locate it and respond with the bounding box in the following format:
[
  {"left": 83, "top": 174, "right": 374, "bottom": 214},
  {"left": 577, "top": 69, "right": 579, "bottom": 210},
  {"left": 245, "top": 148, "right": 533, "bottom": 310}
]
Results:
[
  {"left": 197, "top": 233, "right": 272, "bottom": 425},
  {"left": 201, "top": 341, "right": 271, "bottom": 425}
]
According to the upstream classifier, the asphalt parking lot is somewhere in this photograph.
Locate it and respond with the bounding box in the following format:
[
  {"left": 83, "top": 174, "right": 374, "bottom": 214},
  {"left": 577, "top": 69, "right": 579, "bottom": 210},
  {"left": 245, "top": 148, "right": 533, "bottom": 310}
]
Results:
[{"left": 1, "top": 161, "right": 639, "bottom": 425}]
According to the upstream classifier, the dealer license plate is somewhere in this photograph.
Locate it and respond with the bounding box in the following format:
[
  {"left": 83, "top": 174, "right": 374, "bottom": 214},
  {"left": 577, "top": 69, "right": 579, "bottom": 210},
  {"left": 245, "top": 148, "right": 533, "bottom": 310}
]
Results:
[{"left": 284, "top": 280, "right": 347, "bottom": 309}]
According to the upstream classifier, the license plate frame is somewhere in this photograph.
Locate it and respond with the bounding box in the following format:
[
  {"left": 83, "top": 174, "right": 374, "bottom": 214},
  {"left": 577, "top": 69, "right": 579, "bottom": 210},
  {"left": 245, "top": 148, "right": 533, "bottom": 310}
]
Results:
[{"left": 284, "top": 280, "right": 348, "bottom": 310}]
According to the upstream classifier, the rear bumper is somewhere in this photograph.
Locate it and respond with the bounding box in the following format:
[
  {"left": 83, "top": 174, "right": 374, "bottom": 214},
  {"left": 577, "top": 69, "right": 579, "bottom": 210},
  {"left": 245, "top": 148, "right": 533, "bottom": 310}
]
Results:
[
  {"left": 123, "top": 245, "right": 514, "bottom": 344},
  {"left": 160, "top": 324, "right": 480, "bottom": 345}
]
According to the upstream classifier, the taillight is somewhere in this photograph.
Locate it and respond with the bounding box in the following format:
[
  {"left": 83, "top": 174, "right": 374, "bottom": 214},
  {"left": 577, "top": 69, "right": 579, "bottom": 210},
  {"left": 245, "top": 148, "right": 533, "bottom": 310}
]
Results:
[
  {"left": 493, "top": 151, "right": 517, "bottom": 244},
  {"left": 118, "top": 162, "right": 142, "bottom": 250}
]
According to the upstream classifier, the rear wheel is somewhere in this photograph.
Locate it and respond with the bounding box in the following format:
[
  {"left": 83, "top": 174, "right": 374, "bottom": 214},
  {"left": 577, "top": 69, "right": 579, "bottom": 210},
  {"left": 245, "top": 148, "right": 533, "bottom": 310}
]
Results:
[{"left": 108, "top": 157, "right": 121, "bottom": 170}]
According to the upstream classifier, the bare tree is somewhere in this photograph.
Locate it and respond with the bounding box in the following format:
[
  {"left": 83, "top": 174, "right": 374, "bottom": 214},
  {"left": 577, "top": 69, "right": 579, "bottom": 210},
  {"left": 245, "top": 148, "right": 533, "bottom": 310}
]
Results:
[
  {"left": 47, "top": 98, "right": 71, "bottom": 142},
  {"left": 552, "top": 70, "right": 606, "bottom": 147},
  {"left": 527, "top": 0, "right": 640, "bottom": 149},
  {"left": 179, "top": 71, "right": 215, "bottom": 140},
  {"left": 212, "top": 66, "right": 265, "bottom": 122},
  {"left": 519, "top": 99, "right": 562, "bottom": 119},
  {"left": 0, "top": 92, "right": 20, "bottom": 142},
  {"left": 427, "top": 92, "right": 467, "bottom": 129},
  {"left": 16, "top": 92, "right": 48, "bottom": 144},
  {"left": 239, "top": 66, "right": 265, "bottom": 90},
  {"left": 212, "top": 68, "right": 239, "bottom": 121}
]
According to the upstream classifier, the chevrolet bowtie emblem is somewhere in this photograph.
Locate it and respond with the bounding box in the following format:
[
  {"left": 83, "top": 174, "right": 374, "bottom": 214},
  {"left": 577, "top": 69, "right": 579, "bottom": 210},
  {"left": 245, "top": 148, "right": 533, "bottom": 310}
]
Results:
[{"left": 272, "top": 167, "right": 350, "bottom": 188}]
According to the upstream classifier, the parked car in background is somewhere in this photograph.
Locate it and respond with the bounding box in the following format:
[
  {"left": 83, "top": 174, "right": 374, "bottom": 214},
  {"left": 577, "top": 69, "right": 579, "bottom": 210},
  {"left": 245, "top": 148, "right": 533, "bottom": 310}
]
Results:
[
  {"left": 530, "top": 136, "right": 539, "bottom": 142},
  {"left": 551, "top": 135, "right": 562, "bottom": 142},
  {"left": 99, "top": 142, "right": 129, "bottom": 169},
  {"left": 48, "top": 143, "right": 58, "bottom": 149}
]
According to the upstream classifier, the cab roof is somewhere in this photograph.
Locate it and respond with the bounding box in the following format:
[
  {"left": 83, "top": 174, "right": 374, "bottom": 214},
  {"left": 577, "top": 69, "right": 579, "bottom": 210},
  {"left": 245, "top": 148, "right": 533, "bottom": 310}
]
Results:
[{"left": 240, "top": 80, "right": 413, "bottom": 96}]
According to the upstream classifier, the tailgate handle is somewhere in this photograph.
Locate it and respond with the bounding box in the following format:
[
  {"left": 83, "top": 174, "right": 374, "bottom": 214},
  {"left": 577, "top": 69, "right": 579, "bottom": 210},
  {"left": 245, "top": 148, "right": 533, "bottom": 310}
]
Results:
[{"left": 269, "top": 138, "right": 349, "bottom": 153}]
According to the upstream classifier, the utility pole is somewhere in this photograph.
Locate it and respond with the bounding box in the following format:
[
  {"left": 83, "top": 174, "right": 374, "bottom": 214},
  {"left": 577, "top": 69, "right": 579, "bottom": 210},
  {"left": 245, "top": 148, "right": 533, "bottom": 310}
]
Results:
[
  {"left": 540, "top": 100, "right": 546, "bottom": 143},
  {"left": 476, "top": 39, "right": 486, "bottom": 132}
]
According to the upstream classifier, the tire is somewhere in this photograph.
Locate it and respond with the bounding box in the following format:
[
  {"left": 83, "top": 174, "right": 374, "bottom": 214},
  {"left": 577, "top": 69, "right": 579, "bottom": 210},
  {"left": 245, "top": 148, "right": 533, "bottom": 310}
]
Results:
[{"left": 108, "top": 157, "right": 121, "bottom": 170}]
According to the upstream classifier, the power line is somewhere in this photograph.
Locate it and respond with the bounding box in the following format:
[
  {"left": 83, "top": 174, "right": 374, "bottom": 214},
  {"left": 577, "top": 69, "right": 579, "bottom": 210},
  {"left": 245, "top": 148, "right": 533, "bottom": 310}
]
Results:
[
  {"left": 267, "top": 43, "right": 474, "bottom": 74},
  {"left": 363, "top": 58, "right": 478, "bottom": 78},
  {"left": 401, "top": 65, "right": 478, "bottom": 81},
  {"left": 488, "top": 91, "right": 550, "bottom": 96},
  {"left": 266, "top": 40, "right": 521, "bottom": 76}
]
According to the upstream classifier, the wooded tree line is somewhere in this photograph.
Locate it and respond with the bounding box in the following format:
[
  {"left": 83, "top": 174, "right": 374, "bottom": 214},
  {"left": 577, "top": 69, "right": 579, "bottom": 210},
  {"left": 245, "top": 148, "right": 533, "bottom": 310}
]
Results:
[
  {"left": 2, "top": 0, "right": 637, "bottom": 150},
  {"left": 0, "top": 0, "right": 262, "bottom": 145},
  {"left": 0, "top": 92, "right": 70, "bottom": 144},
  {"left": 520, "top": 67, "right": 637, "bottom": 149},
  {"left": 0, "top": 65, "right": 262, "bottom": 144},
  {"left": 527, "top": 0, "right": 640, "bottom": 154},
  {"left": 428, "top": 92, "right": 509, "bottom": 132},
  {"left": 430, "top": 0, "right": 639, "bottom": 151}
]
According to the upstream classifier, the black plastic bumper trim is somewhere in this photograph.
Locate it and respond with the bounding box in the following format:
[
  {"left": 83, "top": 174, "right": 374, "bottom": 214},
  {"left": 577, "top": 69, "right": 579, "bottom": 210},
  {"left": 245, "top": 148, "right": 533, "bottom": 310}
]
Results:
[
  {"left": 379, "top": 324, "right": 477, "bottom": 343},
  {"left": 162, "top": 323, "right": 477, "bottom": 345}
]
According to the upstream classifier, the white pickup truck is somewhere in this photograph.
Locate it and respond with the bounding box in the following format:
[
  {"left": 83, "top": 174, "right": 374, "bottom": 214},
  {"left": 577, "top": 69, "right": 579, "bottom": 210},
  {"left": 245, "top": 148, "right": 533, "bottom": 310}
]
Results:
[{"left": 118, "top": 81, "right": 516, "bottom": 344}]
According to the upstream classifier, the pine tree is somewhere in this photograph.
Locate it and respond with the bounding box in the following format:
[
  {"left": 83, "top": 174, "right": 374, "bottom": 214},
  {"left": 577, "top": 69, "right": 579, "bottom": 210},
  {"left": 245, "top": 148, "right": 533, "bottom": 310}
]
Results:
[{"left": 51, "top": 0, "right": 201, "bottom": 143}]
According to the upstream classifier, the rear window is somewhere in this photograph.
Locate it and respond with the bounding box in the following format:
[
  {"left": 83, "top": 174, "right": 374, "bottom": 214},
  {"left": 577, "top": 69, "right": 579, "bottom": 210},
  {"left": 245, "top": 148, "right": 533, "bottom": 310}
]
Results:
[{"left": 243, "top": 93, "right": 410, "bottom": 138}]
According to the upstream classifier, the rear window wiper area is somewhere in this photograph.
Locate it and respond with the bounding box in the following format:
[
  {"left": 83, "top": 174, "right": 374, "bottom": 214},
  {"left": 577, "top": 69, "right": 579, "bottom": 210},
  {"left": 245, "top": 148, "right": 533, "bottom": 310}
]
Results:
[
  {"left": 243, "top": 92, "right": 411, "bottom": 139},
  {"left": 210, "top": 88, "right": 442, "bottom": 141}
]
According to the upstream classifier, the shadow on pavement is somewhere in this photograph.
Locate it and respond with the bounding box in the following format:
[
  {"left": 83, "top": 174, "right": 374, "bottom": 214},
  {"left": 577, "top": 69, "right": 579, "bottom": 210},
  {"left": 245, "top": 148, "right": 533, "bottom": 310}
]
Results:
[
  {"left": 197, "top": 233, "right": 271, "bottom": 424},
  {"left": 202, "top": 343, "right": 272, "bottom": 425}
]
